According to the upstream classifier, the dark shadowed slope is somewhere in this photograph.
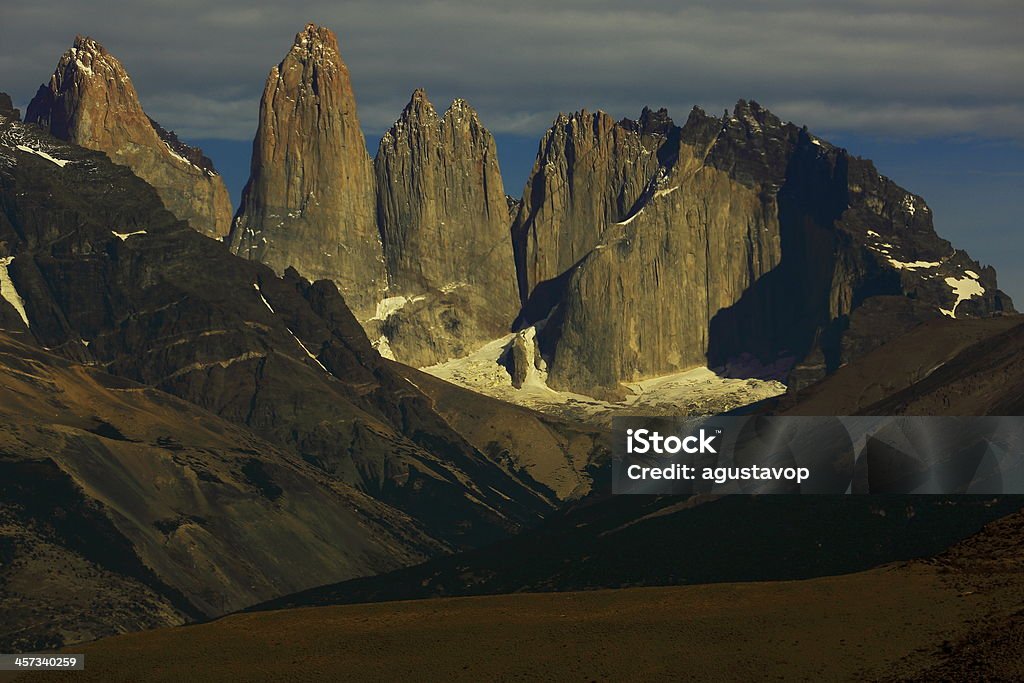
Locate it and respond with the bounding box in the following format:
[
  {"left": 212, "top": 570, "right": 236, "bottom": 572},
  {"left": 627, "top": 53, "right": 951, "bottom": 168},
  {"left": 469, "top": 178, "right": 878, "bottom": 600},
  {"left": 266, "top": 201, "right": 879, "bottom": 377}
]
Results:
[
  {"left": 34, "top": 510, "right": 1024, "bottom": 682},
  {"left": 776, "top": 314, "right": 1024, "bottom": 415},
  {"left": 252, "top": 495, "right": 1019, "bottom": 610},
  {"left": 248, "top": 309, "right": 1024, "bottom": 610},
  {"left": 0, "top": 332, "right": 441, "bottom": 651}
]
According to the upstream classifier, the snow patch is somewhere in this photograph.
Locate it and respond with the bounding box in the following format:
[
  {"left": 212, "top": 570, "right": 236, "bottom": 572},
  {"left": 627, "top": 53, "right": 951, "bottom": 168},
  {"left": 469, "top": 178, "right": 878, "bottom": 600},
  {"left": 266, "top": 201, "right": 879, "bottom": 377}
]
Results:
[
  {"left": 887, "top": 258, "right": 940, "bottom": 271},
  {"left": 0, "top": 257, "right": 30, "bottom": 328},
  {"left": 16, "top": 144, "right": 71, "bottom": 167},
  {"left": 422, "top": 334, "right": 785, "bottom": 426},
  {"left": 112, "top": 230, "right": 147, "bottom": 241},
  {"left": 965, "top": 270, "right": 980, "bottom": 280},
  {"left": 253, "top": 283, "right": 275, "bottom": 313},
  {"left": 940, "top": 276, "right": 986, "bottom": 319},
  {"left": 287, "top": 328, "right": 329, "bottom": 373},
  {"left": 616, "top": 208, "right": 643, "bottom": 226},
  {"left": 373, "top": 335, "right": 396, "bottom": 360},
  {"left": 902, "top": 195, "right": 926, "bottom": 217},
  {"left": 163, "top": 142, "right": 203, "bottom": 171},
  {"left": 372, "top": 295, "right": 425, "bottom": 321},
  {"left": 73, "top": 58, "right": 94, "bottom": 76}
]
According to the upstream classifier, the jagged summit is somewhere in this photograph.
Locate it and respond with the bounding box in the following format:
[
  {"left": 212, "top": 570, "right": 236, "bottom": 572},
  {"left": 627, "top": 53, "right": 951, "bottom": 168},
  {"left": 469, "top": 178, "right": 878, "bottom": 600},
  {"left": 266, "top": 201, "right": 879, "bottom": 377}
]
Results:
[
  {"left": 372, "top": 88, "right": 518, "bottom": 365},
  {"left": 383, "top": 91, "right": 484, "bottom": 139},
  {"left": 25, "top": 36, "right": 232, "bottom": 238},
  {"left": 389, "top": 88, "right": 439, "bottom": 130},
  {"left": 409, "top": 87, "right": 432, "bottom": 106},
  {"left": 294, "top": 22, "right": 336, "bottom": 46},
  {"left": 285, "top": 23, "right": 343, "bottom": 72},
  {"left": 619, "top": 106, "right": 675, "bottom": 136},
  {"left": 442, "top": 97, "right": 480, "bottom": 122},
  {"left": 25, "top": 36, "right": 124, "bottom": 140},
  {"left": 511, "top": 99, "right": 1012, "bottom": 395}
]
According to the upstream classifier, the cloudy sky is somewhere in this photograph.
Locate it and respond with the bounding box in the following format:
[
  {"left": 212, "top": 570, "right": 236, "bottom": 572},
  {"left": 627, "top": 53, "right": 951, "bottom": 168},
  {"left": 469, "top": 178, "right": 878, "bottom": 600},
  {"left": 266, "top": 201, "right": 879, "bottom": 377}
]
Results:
[{"left": 2, "top": 0, "right": 1022, "bottom": 297}]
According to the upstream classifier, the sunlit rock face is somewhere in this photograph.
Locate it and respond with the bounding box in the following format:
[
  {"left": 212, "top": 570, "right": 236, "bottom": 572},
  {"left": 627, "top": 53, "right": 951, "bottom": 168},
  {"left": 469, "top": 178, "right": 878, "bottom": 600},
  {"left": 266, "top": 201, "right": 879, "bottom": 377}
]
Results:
[
  {"left": 26, "top": 36, "right": 233, "bottom": 239},
  {"left": 229, "top": 24, "right": 384, "bottom": 319},
  {"left": 372, "top": 89, "right": 519, "bottom": 366},
  {"left": 514, "top": 101, "right": 1012, "bottom": 395}
]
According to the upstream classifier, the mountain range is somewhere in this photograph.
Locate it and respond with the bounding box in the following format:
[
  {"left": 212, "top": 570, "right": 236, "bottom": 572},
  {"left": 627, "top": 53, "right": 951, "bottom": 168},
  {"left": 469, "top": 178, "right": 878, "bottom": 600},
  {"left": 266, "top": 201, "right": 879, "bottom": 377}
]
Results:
[
  {"left": 21, "top": 26, "right": 1012, "bottom": 394},
  {"left": 1, "top": 21, "right": 1021, "bottom": 662},
  {"left": 0, "top": 91, "right": 605, "bottom": 649}
]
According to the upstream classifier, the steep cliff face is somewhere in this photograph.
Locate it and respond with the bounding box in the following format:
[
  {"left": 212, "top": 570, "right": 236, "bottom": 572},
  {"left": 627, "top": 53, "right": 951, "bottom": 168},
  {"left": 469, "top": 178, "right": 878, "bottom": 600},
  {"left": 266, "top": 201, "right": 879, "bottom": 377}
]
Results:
[
  {"left": 371, "top": 89, "right": 518, "bottom": 365},
  {"left": 510, "top": 107, "right": 675, "bottom": 304},
  {"left": 228, "top": 24, "right": 383, "bottom": 319},
  {"left": 25, "top": 36, "right": 232, "bottom": 239},
  {"left": 518, "top": 101, "right": 1012, "bottom": 395},
  {"left": 541, "top": 104, "right": 784, "bottom": 395}
]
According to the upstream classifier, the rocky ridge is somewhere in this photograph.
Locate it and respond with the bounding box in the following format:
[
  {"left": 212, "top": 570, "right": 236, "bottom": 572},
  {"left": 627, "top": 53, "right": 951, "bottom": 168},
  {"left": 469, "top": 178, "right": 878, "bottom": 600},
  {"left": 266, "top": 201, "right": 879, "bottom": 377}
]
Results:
[
  {"left": 18, "top": 28, "right": 1015, "bottom": 404},
  {"left": 25, "top": 36, "right": 233, "bottom": 239},
  {"left": 512, "top": 101, "right": 1012, "bottom": 396}
]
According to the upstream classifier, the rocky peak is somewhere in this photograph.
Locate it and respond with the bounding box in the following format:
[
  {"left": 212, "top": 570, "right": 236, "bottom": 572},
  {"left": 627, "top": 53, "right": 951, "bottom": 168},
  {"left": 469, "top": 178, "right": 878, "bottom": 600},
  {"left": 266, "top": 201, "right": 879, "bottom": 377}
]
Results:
[
  {"left": 291, "top": 22, "right": 339, "bottom": 57},
  {"left": 409, "top": 87, "right": 434, "bottom": 107},
  {"left": 522, "top": 100, "right": 1012, "bottom": 395},
  {"left": 697, "top": 99, "right": 795, "bottom": 188},
  {"left": 511, "top": 108, "right": 673, "bottom": 306},
  {"left": 228, "top": 23, "right": 384, "bottom": 319},
  {"left": 620, "top": 106, "right": 675, "bottom": 137},
  {"left": 380, "top": 89, "right": 438, "bottom": 150},
  {"left": 25, "top": 36, "right": 232, "bottom": 239},
  {"left": 25, "top": 35, "right": 126, "bottom": 139},
  {"left": 372, "top": 89, "right": 518, "bottom": 365},
  {"left": 441, "top": 97, "right": 478, "bottom": 123}
]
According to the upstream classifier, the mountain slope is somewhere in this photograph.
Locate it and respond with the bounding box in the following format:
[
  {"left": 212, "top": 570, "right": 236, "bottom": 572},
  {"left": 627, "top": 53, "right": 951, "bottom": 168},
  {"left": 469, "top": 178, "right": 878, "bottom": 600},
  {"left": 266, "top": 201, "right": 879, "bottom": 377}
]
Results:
[
  {"left": 25, "top": 36, "right": 233, "bottom": 239},
  {"left": 248, "top": 310, "right": 1024, "bottom": 609},
  {"left": 252, "top": 494, "right": 1020, "bottom": 610},
  {"left": 777, "top": 313, "right": 1024, "bottom": 415},
  {"left": 387, "top": 361, "right": 608, "bottom": 501},
  {"left": 0, "top": 331, "right": 445, "bottom": 651}
]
